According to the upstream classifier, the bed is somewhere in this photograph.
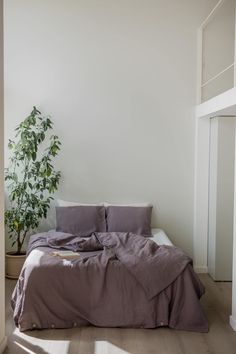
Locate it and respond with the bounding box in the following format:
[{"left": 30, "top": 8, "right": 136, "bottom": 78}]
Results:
[
  {"left": 11, "top": 204, "right": 208, "bottom": 332},
  {"left": 12, "top": 229, "right": 208, "bottom": 332}
]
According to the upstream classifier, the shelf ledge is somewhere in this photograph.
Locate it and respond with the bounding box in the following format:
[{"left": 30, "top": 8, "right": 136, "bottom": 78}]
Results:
[{"left": 196, "top": 87, "right": 236, "bottom": 119}]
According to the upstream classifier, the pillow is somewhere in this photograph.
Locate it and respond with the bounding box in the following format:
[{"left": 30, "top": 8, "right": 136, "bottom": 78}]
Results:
[
  {"left": 56, "top": 206, "right": 106, "bottom": 236},
  {"left": 106, "top": 206, "right": 153, "bottom": 236},
  {"left": 57, "top": 199, "right": 103, "bottom": 207}
]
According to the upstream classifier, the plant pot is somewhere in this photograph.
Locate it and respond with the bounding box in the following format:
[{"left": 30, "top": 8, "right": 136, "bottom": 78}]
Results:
[{"left": 5, "top": 252, "right": 26, "bottom": 279}]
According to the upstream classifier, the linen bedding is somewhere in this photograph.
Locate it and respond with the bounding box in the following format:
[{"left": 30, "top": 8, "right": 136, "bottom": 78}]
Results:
[{"left": 11, "top": 231, "right": 208, "bottom": 332}]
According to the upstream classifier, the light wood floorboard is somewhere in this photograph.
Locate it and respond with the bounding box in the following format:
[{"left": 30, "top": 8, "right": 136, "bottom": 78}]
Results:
[{"left": 3, "top": 275, "right": 236, "bottom": 354}]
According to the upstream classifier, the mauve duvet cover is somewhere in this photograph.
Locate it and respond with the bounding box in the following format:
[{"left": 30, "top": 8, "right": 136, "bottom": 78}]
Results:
[{"left": 11, "top": 231, "right": 208, "bottom": 332}]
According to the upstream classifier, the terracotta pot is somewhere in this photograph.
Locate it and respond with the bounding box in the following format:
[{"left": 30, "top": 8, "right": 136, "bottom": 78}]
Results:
[{"left": 5, "top": 252, "right": 26, "bottom": 279}]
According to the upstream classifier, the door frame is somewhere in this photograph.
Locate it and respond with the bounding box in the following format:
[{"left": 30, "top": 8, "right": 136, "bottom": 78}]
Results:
[{"left": 193, "top": 114, "right": 236, "bottom": 330}]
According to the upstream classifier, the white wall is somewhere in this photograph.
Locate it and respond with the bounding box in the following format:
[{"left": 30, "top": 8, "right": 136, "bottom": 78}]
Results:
[
  {"left": 231, "top": 131, "right": 236, "bottom": 330},
  {"left": 0, "top": 0, "right": 6, "bottom": 351},
  {"left": 4, "top": 0, "right": 217, "bottom": 256}
]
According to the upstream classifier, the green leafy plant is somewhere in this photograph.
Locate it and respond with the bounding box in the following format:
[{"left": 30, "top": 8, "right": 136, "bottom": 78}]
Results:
[{"left": 5, "top": 107, "right": 61, "bottom": 254}]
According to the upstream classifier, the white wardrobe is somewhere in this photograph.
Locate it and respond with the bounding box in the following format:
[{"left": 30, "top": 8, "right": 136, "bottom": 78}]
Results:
[{"left": 208, "top": 116, "right": 235, "bottom": 281}]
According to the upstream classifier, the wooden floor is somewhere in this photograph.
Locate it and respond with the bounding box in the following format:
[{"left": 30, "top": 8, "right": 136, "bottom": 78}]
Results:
[{"left": 3, "top": 275, "right": 236, "bottom": 354}]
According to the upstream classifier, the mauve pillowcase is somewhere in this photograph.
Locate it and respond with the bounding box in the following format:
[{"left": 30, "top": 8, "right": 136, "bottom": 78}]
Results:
[
  {"left": 56, "top": 206, "right": 106, "bottom": 237},
  {"left": 106, "top": 206, "right": 153, "bottom": 236}
]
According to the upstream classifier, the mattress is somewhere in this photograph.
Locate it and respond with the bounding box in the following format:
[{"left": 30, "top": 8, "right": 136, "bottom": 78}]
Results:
[{"left": 151, "top": 228, "right": 173, "bottom": 246}]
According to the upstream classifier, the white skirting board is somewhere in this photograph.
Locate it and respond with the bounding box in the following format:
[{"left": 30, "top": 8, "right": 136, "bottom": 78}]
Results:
[
  {"left": 194, "top": 265, "right": 208, "bottom": 273},
  {"left": 230, "top": 315, "right": 236, "bottom": 331},
  {"left": 0, "top": 336, "right": 7, "bottom": 354}
]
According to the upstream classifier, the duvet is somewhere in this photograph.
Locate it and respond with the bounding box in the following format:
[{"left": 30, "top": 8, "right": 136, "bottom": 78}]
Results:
[{"left": 12, "top": 231, "right": 208, "bottom": 332}]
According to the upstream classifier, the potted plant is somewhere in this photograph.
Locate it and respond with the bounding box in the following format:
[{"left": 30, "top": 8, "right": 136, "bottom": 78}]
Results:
[{"left": 5, "top": 106, "right": 61, "bottom": 279}]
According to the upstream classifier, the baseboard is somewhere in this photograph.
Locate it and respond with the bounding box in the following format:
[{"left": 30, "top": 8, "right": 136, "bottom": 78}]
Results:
[
  {"left": 193, "top": 265, "right": 208, "bottom": 273},
  {"left": 230, "top": 315, "right": 236, "bottom": 331},
  {"left": 0, "top": 336, "right": 7, "bottom": 354}
]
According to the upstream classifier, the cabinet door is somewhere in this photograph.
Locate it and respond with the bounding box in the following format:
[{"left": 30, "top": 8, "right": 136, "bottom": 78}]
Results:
[{"left": 208, "top": 117, "right": 235, "bottom": 281}]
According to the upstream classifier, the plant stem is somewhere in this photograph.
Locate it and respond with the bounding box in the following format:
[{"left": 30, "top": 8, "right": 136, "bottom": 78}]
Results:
[
  {"left": 20, "top": 229, "right": 28, "bottom": 253},
  {"left": 17, "top": 232, "right": 22, "bottom": 254}
]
